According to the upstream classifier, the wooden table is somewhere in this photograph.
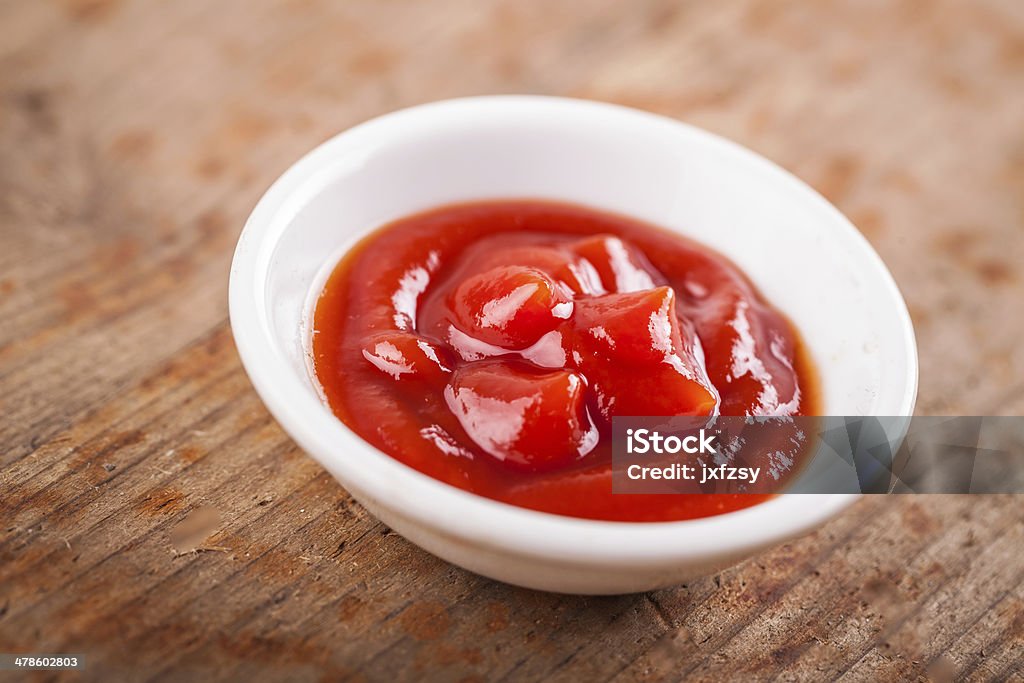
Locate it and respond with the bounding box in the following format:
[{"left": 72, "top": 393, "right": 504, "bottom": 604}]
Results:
[{"left": 2, "top": 1, "right": 1023, "bottom": 680}]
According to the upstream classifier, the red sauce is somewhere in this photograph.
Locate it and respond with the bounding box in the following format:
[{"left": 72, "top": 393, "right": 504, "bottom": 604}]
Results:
[{"left": 312, "top": 201, "right": 818, "bottom": 521}]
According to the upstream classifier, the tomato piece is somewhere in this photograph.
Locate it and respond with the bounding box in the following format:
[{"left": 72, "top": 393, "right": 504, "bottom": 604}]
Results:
[
  {"left": 449, "top": 265, "right": 573, "bottom": 350},
  {"left": 686, "top": 290, "right": 803, "bottom": 416},
  {"left": 468, "top": 244, "right": 606, "bottom": 296},
  {"left": 572, "top": 286, "right": 719, "bottom": 421},
  {"left": 444, "top": 360, "right": 598, "bottom": 472},
  {"left": 360, "top": 331, "right": 453, "bottom": 387},
  {"left": 571, "top": 234, "right": 664, "bottom": 293}
]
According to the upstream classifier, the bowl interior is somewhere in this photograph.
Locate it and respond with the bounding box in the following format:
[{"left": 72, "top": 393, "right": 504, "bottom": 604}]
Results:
[{"left": 230, "top": 96, "right": 917, "bottom": 566}]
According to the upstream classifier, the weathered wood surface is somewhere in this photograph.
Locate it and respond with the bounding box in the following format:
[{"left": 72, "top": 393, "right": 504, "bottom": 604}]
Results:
[{"left": 1, "top": 0, "right": 1023, "bottom": 680}]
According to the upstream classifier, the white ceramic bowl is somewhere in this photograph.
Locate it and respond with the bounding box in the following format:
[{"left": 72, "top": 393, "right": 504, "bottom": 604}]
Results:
[{"left": 229, "top": 96, "right": 918, "bottom": 594}]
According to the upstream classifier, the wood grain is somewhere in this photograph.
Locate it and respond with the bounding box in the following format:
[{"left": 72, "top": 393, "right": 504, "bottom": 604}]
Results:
[{"left": 1, "top": 0, "right": 1023, "bottom": 680}]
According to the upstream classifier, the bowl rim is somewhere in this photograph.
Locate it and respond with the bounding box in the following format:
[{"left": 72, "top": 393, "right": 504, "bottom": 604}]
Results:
[{"left": 228, "top": 95, "right": 918, "bottom": 566}]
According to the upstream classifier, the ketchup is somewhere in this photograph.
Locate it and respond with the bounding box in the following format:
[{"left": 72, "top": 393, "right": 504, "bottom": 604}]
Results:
[{"left": 312, "top": 201, "right": 817, "bottom": 521}]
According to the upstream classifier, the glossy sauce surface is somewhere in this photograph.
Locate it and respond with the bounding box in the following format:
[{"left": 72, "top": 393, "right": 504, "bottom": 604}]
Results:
[{"left": 312, "top": 201, "right": 818, "bottom": 521}]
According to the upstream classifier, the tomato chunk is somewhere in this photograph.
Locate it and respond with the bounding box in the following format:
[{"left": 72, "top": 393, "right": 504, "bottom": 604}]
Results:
[
  {"left": 467, "top": 244, "right": 606, "bottom": 296},
  {"left": 449, "top": 265, "right": 573, "bottom": 349},
  {"left": 444, "top": 361, "right": 597, "bottom": 472},
  {"left": 572, "top": 234, "right": 663, "bottom": 293},
  {"left": 572, "top": 286, "right": 719, "bottom": 421},
  {"left": 360, "top": 331, "right": 453, "bottom": 387}
]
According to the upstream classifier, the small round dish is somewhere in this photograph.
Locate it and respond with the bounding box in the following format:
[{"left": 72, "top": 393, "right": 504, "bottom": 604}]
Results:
[{"left": 229, "top": 96, "right": 918, "bottom": 594}]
